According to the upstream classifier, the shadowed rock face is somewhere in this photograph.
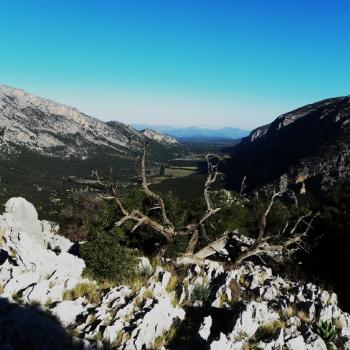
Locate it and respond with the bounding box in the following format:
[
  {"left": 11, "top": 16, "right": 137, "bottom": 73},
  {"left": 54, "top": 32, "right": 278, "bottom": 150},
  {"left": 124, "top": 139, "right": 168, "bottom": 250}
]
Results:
[
  {"left": 0, "top": 298, "right": 72, "bottom": 350},
  {"left": 223, "top": 96, "right": 350, "bottom": 194}
]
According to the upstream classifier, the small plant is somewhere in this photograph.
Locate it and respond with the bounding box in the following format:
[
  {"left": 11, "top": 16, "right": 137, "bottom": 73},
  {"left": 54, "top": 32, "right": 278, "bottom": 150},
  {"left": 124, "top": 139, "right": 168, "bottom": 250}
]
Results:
[
  {"left": 112, "top": 330, "right": 127, "bottom": 348},
  {"left": 151, "top": 320, "right": 180, "bottom": 350},
  {"left": 152, "top": 334, "right": 166, "bottom": 350},
  {"left": 219, "top": 291, "right": 229, "bottom": 307},
  {"left": 144, "top": 288, "right": 154, "bottom": 299},
  {"left": 280, "top": 305, "right": 297, "bottom": 320},
  {"left": 12, "top": 292, "right": 22, "bottom": 303},
  {"left": 316, "top": 321, "right": 337, "bottom": 346},
  {"left": 166, "top": 274, "right": 180, "bottom": 293},
  {"left": 0, "top": 227, "right": 5, "bottom": 246},
  {"left": 254, "top": 320, "right": 284, "bottom": 342},
  {"left": 139, "top": 264, "right": 153, "bottom": 278},
  {"left": 235, "top": 330, "right": 249, "bottom": 341},
  {"left": 134, "top": 295, "right": 143, "bottom": 307},
  {"left": 191, "top": 283, "right": 211, "bottom": 304},
  {"left": 44, "top": 298, "right": 53, "bottom": 307},
  {"left": 94, "top": 331, "right": 103, "bottom": 342},
  {"left": 63, "top": 282, "right": 101, "bottom": 304},
  {"left": 297, "top": 310, "right": 311, "bottom": 323}
]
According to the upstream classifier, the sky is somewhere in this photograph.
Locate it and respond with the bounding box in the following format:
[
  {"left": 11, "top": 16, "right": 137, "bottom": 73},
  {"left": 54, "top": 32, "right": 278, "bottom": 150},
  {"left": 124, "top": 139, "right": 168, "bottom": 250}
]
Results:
[{"left": 0, "top": 0, "right": 349, "bottom": 130}]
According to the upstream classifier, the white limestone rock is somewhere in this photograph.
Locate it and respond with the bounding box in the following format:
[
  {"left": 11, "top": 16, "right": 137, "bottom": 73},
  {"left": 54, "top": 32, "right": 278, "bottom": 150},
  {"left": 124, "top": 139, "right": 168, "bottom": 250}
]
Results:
[
  {"left": 0, "top": 198, "right": 85, "bottom": 302},
  {"left": 210, "top": 333, "right": 238, "bottom": 350},
  {"left": 137, "top": 257, "right": 152, "bottom": 274},
  {"left": 51, "top": 298, "right": 87, "bottom": 326},
  {"left": 285, "top": 334, "right": 306, "bottom": 349},
  {"left": 3, "top": 197, "right": 42, "bottom": 245},
  {"left": 304, "top": 331, "right": 327, "bottom": 349},
  {"left": 231, "top": 301, "right": 279, "bottom": 338},
  {"left": 198, "top": 316, "right": 213, "bottom": 341},
  {"left": 123, "top": 296, "right": 185, "bottom": 350}
]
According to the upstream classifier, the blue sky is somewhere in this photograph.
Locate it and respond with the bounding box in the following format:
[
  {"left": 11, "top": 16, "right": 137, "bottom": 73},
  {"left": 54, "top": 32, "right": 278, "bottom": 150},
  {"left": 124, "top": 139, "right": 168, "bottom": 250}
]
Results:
[{"left": 0, "top": 0, "right": 349, "bottom": 129}]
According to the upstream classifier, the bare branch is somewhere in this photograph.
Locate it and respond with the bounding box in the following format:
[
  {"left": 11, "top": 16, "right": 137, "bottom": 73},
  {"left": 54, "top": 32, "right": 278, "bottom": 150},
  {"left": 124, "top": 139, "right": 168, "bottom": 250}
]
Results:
[
  {"left": 140, "top": 141, "right": 174, "bottom": 230},
  {"left": 182, "top": 154, "right": 224, "bottom": 255},
  {"left": 240, "top": 176, "right": 247, "bottom": 197},
  {"left": 231, "top": 203, "right": 319, "bottom": 266},
  {"left": 193, "top": 234, "right": 229, "bottom": 260},
  {"left": 252, "top": 192, "right": 281, "bottom": 249},
  {"left": 185, "top": 229, "right": 199, "bottom": 255}
]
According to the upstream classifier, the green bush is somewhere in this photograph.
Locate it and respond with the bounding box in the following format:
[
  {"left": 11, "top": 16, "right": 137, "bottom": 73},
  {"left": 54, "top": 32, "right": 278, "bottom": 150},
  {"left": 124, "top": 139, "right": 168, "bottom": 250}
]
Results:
[
  {"left": 191, "top": 283, "right": 211, "bottom": 304},
  {"left": 80, "top": 228, "right": 138, "bottom": 283},
  {"left": 60, "top": 194, "right": 119, "bottom": 242},
  {"left": 316, "top": 321, "right": 337, "bottom": 345}
]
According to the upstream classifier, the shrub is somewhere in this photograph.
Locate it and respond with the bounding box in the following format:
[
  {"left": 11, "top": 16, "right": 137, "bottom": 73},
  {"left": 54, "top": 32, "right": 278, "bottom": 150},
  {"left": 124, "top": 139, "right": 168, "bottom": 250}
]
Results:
[
  {"left": 79, "top": 228, "right": 138, "bottom": 283},
  {"left": 60, "top": 194, "right": 119, "bottom": 242},
  {"left": 316, "top": 321, "right": 337, "bottom": 346},
  {"left": 191, "top": 283, "right": 211, "bottom": 304},
  {"left": 144, "top": 288, "right": 154, "bottom": 299},
  {"left": 254, "top": 320, "right": 285, "bottom": 342}
]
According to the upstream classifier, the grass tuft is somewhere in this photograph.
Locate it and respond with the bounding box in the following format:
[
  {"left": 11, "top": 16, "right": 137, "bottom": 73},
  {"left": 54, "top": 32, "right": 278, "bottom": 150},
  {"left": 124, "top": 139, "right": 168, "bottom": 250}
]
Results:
[{"left": 63, "top": 282, "right": 100, "bottom": 304}]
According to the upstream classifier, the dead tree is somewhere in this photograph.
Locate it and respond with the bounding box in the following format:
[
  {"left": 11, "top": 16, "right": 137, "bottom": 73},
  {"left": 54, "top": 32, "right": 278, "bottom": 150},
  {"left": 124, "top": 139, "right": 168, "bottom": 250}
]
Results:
[
  {"left": 94, "top": 140, "right": 225, "bottom": 257},
  {"left": 96, "top": 140, "right": 318, "bottom": 266},
  {"left": 228, "top": 193, "right": 319, "bottom": 267}
]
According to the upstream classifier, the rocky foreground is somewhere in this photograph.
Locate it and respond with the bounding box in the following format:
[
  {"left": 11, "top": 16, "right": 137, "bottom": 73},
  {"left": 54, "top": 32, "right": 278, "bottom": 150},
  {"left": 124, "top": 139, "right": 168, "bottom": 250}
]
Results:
[{"left": 0, "top": 198, "right": 350, "bottom": 349}]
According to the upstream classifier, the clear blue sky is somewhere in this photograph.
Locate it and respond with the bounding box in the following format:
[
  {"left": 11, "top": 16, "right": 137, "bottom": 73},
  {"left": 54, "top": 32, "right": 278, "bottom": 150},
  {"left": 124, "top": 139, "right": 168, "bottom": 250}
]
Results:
[{"left": 1, "top": 0, "right": 349, "bottom": 129}]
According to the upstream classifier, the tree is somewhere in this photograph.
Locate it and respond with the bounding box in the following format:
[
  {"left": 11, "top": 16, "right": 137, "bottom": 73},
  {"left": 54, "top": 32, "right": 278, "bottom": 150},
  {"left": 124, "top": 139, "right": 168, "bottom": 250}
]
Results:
[{"left": 95, "top": 140, "right": 318, "bottom": 267}]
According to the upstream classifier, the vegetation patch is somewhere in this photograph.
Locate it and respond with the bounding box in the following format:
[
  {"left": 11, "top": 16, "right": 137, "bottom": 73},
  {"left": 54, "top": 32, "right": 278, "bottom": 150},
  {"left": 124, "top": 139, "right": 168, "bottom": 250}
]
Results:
[
  {"left": 191, "top": 283, "right": 211, "bottom": 304},
  {"left": 316, "top": 321, "right": 337, "bottom": 347},
  {"left": 63, "top": 282, "right": 101, "bottom": 304}
]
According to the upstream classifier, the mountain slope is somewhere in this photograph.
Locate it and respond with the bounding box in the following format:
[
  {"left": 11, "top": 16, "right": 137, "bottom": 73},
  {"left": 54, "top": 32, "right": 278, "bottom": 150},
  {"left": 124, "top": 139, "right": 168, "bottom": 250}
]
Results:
[
  {"left": 0, "top": 85, "right": 175, "bottom": 159},
  {"left": 0, "top": 85, "right": 186, "bottom": 220},
  {"left": 223, "top": 96, "right": 350, "bottom": 193}
]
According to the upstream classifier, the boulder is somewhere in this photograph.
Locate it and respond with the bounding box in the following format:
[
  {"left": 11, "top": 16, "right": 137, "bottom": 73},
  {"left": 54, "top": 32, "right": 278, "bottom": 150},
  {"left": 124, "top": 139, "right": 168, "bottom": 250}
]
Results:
[
  {"left": 0, "top": 198, "right": 85, "bottom": 302},
  {"left": 4, "top": 197, "right": 42, "bottom": 245}
]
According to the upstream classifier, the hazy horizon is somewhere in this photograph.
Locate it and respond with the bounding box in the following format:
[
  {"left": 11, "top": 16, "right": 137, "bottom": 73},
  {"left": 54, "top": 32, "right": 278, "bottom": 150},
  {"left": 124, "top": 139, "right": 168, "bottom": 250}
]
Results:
[{"left": 1, "top": 1, "right": 349, "bottom": 129}]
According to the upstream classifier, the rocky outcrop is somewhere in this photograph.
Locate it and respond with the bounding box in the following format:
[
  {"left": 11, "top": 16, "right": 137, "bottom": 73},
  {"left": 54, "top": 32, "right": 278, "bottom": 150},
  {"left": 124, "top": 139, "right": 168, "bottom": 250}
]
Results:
[
  {"left": 0, "top": 197, "right": 85, "bottom": 304},
  {"left": 1, "top": 198, "right": 350, "bottom": 349},
  {"left": 223, "top": 96, "right": 350, "bottom": 194},
  {"left": 140, "top": 129, "right": 178, "bottom": 145}
]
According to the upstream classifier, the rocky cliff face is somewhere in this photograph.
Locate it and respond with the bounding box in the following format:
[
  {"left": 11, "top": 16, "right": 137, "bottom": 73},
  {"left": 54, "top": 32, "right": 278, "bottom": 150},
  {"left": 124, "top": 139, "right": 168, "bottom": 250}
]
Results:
[
  {"left": 0, "top": 85, "right": 176, "bottom": 159},
  {"left": 1, "top": 198, "right": 350, "bottom": 349},
  {"left": 140, "top": 128, "right": 178, "bottom": 145},
  {"left": 224, "top": 96, "right": 350, "bottom": 194}
]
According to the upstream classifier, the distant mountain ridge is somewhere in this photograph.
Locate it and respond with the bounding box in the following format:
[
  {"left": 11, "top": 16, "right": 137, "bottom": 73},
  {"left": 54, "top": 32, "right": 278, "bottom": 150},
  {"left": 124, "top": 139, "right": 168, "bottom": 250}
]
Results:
[
  {"left": 224, "top": 96, "right": 350, "bottom": 194},
  {"left": 132, "top": 124, "right": 249, "bottom": 140},
  {"left": 0, "top": 85, "right": 176, "bottom": 159}
]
